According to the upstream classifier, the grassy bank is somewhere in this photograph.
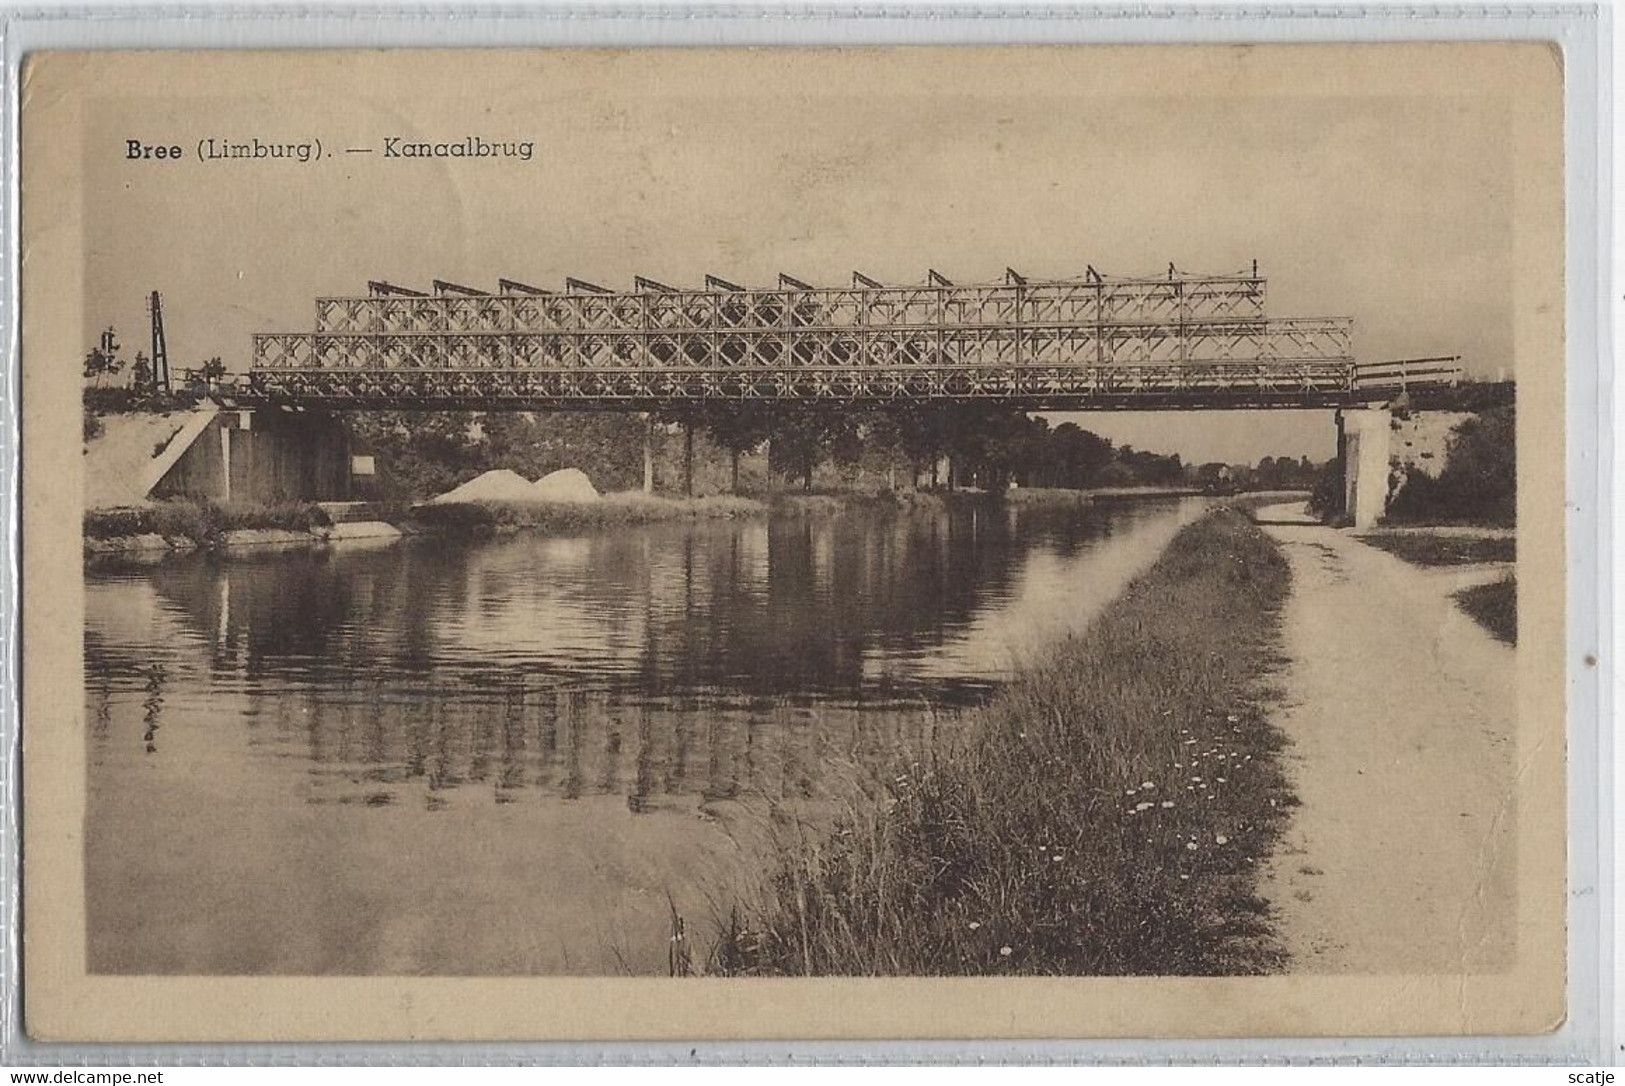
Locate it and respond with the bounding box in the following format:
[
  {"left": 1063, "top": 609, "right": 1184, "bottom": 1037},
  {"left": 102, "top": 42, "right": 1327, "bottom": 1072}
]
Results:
[
  {"left": 1358, "top": 534, "right": 1515, "bottom": 567},
  {"left": 710, "top": 506, "right": 1294, "bottom": 976},
  {"left": 1454, "top": 576, "right": 1517, "bottom": 646},
  {"left": 421, "top": 486, "right": 1107, "bottom": 529},
  {"left": 767, "top": 486, "right": 1191, "bottom": 516},
  {"left": 768, "top": 489, "right": 954, "bottom": 516},
  {"left": 85, "top": 499, "right": 331, "bottom": 546},
  {"left": 1353, "top": 533, "right": 1516, "bottom": 645},
  {"left": 411, "top": 492, "right": 766, "bottom": 532}
]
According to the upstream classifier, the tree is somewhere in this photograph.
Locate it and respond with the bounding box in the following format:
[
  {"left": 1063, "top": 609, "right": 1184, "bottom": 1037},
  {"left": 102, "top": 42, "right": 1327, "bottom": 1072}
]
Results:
[
  {"left": 478, "top": 410, "right": 645, "bottom": 492},
  {"left": 955, "top": 406, "right": 1046, "bottom": 491},
  {"left": 131, "top": 352, "right": 153, "bottom": 395},
  {"left": 767, "top": 406, "right": 851, "bottom": 491},
  {"left": 1383, "top": 406, "right": 1514, "bottom": 527},
  {"left": 1434, "top": 405, "right": 1515, "bottom": 525},
  {"left": 1046, "top": 422, "right": 1114, "bottom": 488},
  {"left": 889, "top": 406, "right": 957, "bottom": 488},
  {"left": 699, "top": 405, "right": 776, "bottom": 494},
  {"left": 343, "top": 411, "right": 485, "bottom": 500},
  {"left": 83, "top": 347, "right": 123, "bottom": 388}
]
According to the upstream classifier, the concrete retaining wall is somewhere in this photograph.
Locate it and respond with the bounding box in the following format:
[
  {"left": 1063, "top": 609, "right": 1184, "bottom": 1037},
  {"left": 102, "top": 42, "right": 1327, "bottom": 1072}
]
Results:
[
  {"left": 155, "top": 410, "right": 351, "bottom": 504},
  {"left": 1390, "top": 410, "right": 1472, "bottom": 478}
]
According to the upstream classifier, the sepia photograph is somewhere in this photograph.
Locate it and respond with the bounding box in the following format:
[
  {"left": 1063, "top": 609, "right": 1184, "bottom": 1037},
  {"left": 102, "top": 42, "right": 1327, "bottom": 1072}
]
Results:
[{"left": 19, "top": 43, "right": 1566, "bottom": 1041}]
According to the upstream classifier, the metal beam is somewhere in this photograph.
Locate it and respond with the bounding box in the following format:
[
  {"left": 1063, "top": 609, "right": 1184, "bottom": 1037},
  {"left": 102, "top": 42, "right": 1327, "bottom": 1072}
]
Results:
[
  {"left": 433, "top": 279, "right": 488, "bottom": 296},
  {"left": 245, "top": 361, "right": 1372, "bottom": 412},
  {"left": 367, "top": 280, "right": 427, "bottom": 297}
]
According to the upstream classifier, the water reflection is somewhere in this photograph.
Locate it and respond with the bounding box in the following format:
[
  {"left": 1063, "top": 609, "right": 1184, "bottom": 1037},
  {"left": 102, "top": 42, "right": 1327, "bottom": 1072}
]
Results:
[{"left": 84, "top": 498, "right": 1202, "bottom": 974}]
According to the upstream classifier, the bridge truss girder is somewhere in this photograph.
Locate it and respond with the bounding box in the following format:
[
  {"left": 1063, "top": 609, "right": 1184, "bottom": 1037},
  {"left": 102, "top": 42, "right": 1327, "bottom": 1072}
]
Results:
[
  {"left": 247, "top": 360, "right": 1361, "bottom": 412},
  {"left": 244, "top": 269, "right": 1470, "bottom": 410},
  {"left": 254, "top": 318, "right": 1350, "bottom": 373}
]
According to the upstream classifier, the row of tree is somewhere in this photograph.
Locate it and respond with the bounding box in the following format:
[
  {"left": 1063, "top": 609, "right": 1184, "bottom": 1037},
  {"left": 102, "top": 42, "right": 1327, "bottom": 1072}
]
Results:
[
  {"left": 340, "top": 404, "right": 1326, "bottom": 503},
  {"left": 84, "top": 341, "right": 227, "bottom": 396}
]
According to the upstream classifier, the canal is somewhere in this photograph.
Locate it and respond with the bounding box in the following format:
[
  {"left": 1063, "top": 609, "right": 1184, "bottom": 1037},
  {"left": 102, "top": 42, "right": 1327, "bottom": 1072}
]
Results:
[{"left": 84, "top": 496, "right": 1204, "bottom": 975}]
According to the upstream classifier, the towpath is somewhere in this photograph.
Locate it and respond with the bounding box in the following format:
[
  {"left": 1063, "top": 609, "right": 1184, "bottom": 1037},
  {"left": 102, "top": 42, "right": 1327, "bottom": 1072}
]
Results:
[{"left": 1252, "top": 502, "right": 1517, "bottom": 973}]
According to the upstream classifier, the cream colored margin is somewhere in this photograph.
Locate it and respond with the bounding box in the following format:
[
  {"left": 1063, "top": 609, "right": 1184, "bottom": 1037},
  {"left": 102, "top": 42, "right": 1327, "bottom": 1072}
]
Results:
[{"left": 20, "top": 44, "right": 1566, "bottom": 1042}]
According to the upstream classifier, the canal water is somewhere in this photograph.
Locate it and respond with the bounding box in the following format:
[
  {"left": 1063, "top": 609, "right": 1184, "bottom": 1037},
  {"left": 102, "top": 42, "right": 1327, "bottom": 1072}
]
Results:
[{"left": 85, "top": 496, "right": 1203, "bottom": 975}]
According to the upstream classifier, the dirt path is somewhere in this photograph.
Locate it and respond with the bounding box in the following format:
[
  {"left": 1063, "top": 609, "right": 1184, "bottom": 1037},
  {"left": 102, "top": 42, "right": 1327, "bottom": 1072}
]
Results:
[{"left": 1253, "top": 502, "right": 1517, "bottom": 974}]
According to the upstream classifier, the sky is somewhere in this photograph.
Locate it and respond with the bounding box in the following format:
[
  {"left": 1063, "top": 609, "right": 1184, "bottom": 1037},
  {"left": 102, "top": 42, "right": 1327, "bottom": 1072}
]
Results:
[{"left": 74, "top": 46, "right": 1529, "bottom": 464}]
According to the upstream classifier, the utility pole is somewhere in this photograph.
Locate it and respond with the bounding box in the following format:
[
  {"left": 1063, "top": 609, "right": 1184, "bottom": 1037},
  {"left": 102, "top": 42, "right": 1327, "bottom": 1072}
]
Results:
[{"left": 148, "top": 291, "right": 171, "bottom": 394}]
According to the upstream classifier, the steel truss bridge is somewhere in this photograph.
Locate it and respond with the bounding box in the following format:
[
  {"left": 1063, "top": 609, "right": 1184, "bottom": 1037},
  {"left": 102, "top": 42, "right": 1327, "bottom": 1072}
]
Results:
[{"left": 247, "top": 267, "right": 1463, "bottom": 411}]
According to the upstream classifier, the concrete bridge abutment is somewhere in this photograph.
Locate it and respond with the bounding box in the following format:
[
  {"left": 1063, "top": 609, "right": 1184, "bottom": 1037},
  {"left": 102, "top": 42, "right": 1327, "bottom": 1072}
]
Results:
[
  {"left": 151, "top": 408, "right": 357, "bottom": 505},
  {"left": 1335, "top": 407, "right": 1392, "bottom": 530}
]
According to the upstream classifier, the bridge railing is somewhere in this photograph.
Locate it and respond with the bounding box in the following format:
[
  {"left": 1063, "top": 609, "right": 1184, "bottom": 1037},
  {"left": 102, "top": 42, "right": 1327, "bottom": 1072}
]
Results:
[{"left": 1351, "top": 356, "right": 1464, "bottom": 393}]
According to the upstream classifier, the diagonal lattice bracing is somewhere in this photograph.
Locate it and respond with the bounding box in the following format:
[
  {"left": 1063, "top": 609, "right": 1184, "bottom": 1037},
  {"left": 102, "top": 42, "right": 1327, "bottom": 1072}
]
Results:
[{"left": 244, "top": 268, "right": 1452, "bottom": 410}]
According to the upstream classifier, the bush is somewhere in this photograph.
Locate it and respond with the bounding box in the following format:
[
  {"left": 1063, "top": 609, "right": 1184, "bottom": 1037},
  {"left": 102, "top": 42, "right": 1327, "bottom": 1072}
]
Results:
[
  {"left": 84, "top": 498, "right": 330, "bottom": 545},
  {"left": 215, "top": 501, "right": 332, "bottom": 533},
  {"left": 1306, "top": 460, "right": 1344, "bottom": 520},
  {"left": 1386, "top": 407, "right": 1515, "bottom": 527}
]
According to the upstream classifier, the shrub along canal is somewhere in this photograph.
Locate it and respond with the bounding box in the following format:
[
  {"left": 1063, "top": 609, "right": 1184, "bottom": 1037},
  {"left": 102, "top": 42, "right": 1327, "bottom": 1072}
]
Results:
[{"left": 85, "top": 495, "right": 1213, "bottom": 975}]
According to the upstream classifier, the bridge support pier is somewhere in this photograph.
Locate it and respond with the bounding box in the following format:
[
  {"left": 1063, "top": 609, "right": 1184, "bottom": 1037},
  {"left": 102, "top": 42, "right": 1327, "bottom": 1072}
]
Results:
[
  {"left": 642, "top": 413, "right": 655, "bottom": 495},
  {"left": 1336, "top": 407, "right": 1392, "bottom": 530},
  {"left": 683, "top": 420, "right": 695, "bottom": 497}
]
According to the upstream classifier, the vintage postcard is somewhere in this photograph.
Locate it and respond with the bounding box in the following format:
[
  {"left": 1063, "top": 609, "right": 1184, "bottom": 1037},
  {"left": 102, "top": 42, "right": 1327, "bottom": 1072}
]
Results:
[{"left": 19, "top": 44, "right": 1565, "bottom": 1042}]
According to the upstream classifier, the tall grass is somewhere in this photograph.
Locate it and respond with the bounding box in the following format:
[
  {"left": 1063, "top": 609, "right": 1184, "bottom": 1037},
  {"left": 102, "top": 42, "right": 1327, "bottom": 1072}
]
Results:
[
  {"left": 1454, "top": 575, "right": 1516, "bottom": 646},
  {"left": 1358, "top": 534, "right": 1515, "bottom": 568},
  {"left": 710, "top": 507, "right": 1294, "bottom": 976}
]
